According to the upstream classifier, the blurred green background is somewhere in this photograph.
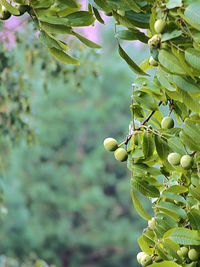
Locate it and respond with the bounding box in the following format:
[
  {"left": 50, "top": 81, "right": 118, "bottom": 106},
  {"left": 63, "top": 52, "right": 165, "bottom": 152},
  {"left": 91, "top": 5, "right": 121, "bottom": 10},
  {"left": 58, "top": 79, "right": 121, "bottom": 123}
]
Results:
[{"left": 0, "top": 17, "right": 152, "bottom": 267}]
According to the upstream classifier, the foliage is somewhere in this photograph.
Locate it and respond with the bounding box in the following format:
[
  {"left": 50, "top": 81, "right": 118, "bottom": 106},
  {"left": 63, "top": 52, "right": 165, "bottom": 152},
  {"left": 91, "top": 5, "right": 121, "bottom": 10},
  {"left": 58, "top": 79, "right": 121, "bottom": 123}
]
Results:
[
  {"left": 0, "top": 24, "right": 149, "bottom": 266},
  {"left": 0, "top": 0, "right": 200, "bottom": 266}
]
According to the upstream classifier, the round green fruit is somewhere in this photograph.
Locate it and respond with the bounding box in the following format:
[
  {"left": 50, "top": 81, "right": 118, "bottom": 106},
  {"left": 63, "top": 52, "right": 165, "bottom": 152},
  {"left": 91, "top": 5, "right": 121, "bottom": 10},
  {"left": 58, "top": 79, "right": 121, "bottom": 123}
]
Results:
[
  {"left": 180, "top": 155, "right": 193, "bottom": 170},
  {"left": 177, "top": 247, "right": 188, "bottom": 258},
  {"left": 137, "top": 252, "right": 147, "bottom": 264},
  {"left": 154, "top": 19, "right": 166, "bottom": 33},
  {"left": 161, "top": 117, "right": 174, "bottom": 129},
  {"left": 188, "top": 249, "right": 199, "bottom": 261},
  {"left": 148, "top": 218, "right": 156, "bottom": 229},
  {"left": 167, "top": 152, "right": 181, "bottom": 166},
  {"left": 103, "top": 138, "right": 118, "bottom": 152},
  {"left": 148, "top": 34, "right": 161, "bottom": 49},
  {"left": 0, "top": 6, "right": 11, "bottom": 20},
  {"left": 149, "top": 56, "right": 158, "bottom": 66},
  {"left": 114, "top": 148, "right": 128, "bottom": 162},
  {"left": 140, "top": 254, "right": 152, "bottom": 266}
]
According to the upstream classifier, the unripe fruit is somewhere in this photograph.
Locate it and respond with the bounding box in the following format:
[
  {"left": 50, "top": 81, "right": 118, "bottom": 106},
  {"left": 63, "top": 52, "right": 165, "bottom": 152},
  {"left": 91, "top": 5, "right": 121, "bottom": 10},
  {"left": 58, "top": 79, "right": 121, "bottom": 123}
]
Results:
[
  {"left": 177, "top": 247, "right": 188, "bottom": 258},
  {"left": 188, "top": 249, "right": 199, "bottom": 261},
  {"left": 154, "top": 19, "right": 166, "bottom": 33},
  {"left": 137, "top": 252, "right": 147, "bottom": 264},
  {"left": 180, "top": 155, "right": 193, "bottom": 170},
  {"left": 161, "top": 42, "right": 168, "bottom": 50},
  {"left": 0, "top": 6, "right": 11, "bottom": 20},
  {"left": 148, "top": 218, "right": 156, "bottom": 229},
  {"left": 167, "top": 152, "right": 181, "bottom": 166},
  {"left": 161, "top": 117, "right": 174, "bottom": 129},
  {"left": 103, "top": 138, "right": 118, "bottom": 152},
  {"left": 149, "top": 56, "right": 158, "bottom": 66},
  {"left": 140, "top": 254, "right": 152, "bottom": 266},
  {"left": 114, "top": 148, "right": 128, "bottom": 162},
  {"left": 148, "top": 34, "right": 161, "bottom": 49}
]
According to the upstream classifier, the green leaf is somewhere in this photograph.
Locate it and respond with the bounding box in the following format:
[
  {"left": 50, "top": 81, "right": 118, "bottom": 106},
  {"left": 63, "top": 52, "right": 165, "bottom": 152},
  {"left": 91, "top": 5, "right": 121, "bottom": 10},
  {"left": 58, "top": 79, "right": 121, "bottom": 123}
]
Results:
[
  {"left": 130, "top": 104, "right": 145, "bottom": 118},
  {"left": 165, "top": 185, "right": 188, "bottom": 194},
  {"left": 168, "top": 228, "right": 200, "bottom": 245},
  {"left": 166, "top": 0, "right": 182, "bottom": 9},
  {"left": 185, "top": 48, "right": 200, "bottom": 71},
  {"left": 125, "top": 10, "right": 150, "bottom": 29},
  {"left": 134, "top": 91, "right": 157, "bottom": 111},
  {"left": 158, "top": 49, "right": 186, "bottom": 75},
  {"left": 39, "top": 31, "right": 69, "bottom": 51},
  {"left": 116, "top": 29, "right": 148, "bottom": 43},
  {"left": 41, "top": 22, "right": 73, "bottom": 34},
  {"left": 173, "top": 75, "right": 200, "bottom": 93},
  {"left": 131, "top": 178, "right": 160, "bottom": 198},
  {"left": 72, "top": 31, "right": 102, "bottom": 48},
  {"left": 168, "top": 137, "right": 185, "bottom": 155},
  {"left": 142, "top": 132, "right": 155, "bottom": 158},
  {"left": 39, "top": 16, "right": 69, "bottom": 25},
  {"left": 155, "top": 135, "right": 170, "bottom": 161},
  {"left": 162, "top": 192, "right": 186, "bottom": 204},
  {"left": 92, "top": 7, "right": 104, "bottom": 24},
  {"left": 161, "top": 30, "right": 182, "bottom": 42},
  {"left": 157, "top": 202, "right": 187, "bottom": 220},
  {"left": 155, "top": 213, "right": 178, "bottom": 229},
  {"left": 57, "top": 0, "right": 78, "bottom": 8},
  {"left": 188, "top": 209, "right": 200, "bottom": 231},
  {"left": 184, "top": 119, "right": 200, "bottom": 147},
  {"left": 148, "top": 261, "right": 181, "bottom": 267},
  {"left": 180, "top": 130, "right": 200, "bottom": 151},
  {"left": 129, "top": 163, "right": 161, "bottom": 176},
  {"left": 189, "top": 185, "right": 200, "bottom": 202},
  {"left": 118, "top": 44, "right": 149, "bottom": 76},
  {"left": 49, "top": 48, "right": 80, "bottom": 65},
  {"left": 130, "top": 189, "right": 151, "bottom": 220},
  {"left": 120, "top": 0, "right": 141, "bottom": 13},
  {"left": 1, "top": 0, "right": 20, "bottom": 15},
  {"left": 138, "top": 235, "right": 153, "bottom": 255},
  {"left": 184, "top": 3, "right": 200, "bottom": 27},
  {"left": 177, "top": 88, "right": 200, "bottom": 113},
  {"left": 66, "top": 11, "right": 95, "bottom": 27}
]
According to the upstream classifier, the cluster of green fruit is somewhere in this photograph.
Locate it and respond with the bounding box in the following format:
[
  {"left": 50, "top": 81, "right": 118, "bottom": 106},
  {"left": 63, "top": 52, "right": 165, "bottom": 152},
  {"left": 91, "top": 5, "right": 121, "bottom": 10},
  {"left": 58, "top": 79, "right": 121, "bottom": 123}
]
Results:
[
  {"left": 148, "top": 19, "right": 167, "bottom": 66},
  {"left": 137, "top": 218, "right": 200, "bottom": 266},
  {"left": 103, "top": 138, "right": 128, "bottom": 162},
  {"left": 160, "top": 116, "right": 194, "bottom": 169},
  {"left": 137, "top": 246, "right": 200, "bottom": 266},
  {"left": 0, "top": 4, "right": 30, "bottom": 20}
]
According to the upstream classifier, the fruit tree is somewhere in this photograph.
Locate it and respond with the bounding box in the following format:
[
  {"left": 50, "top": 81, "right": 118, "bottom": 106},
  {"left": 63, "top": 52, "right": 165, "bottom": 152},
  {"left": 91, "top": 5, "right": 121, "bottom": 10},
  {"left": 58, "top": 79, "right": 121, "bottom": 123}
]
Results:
[{"left": 0, "top": 0, "right": 200, "bottom": 266}]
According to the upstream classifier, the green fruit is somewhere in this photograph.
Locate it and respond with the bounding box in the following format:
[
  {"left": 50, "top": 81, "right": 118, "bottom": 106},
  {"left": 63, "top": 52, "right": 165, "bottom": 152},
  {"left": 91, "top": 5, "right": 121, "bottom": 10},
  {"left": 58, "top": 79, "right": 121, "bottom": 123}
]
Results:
[
  {"left": 161, "top": 117, "right": 174, "bottom": 129},
  {"left": 188, "top": 249, "right": 199, "bottom": 261},
  {"left": 148, "top": 218, "right": 156, "bottom": 229},
  {"left": 103, "top": 138, "right": 118, "bottom": 151},
  {"left": 177, "top": 247, "right": 188, "bottom": 258},
  {"left": 180, "top": 155, "right": 193, "bottom": 170},
  {"left": 137, "top": 252, "right": 147, "bottom": 264},
  {"left": 167, "top": 152, "right": 181, "bottom": 166},
  {"left": 148, "top": 34, "right": 161, "bottom": 49},
  {"left": 154, "top": 19, "right": 166, "bottom": 33},
  {"left": 114, "top": 148, "right": 128, "bottom": 162},
  {"left": 140, "top": 254, "right": 152, "bottom": 266},
  {"left": 149, "top": 56, "right": 158, "bottom": 66},
  {"left": 0, "top": 6, "right": 11, "bottom": 20}
]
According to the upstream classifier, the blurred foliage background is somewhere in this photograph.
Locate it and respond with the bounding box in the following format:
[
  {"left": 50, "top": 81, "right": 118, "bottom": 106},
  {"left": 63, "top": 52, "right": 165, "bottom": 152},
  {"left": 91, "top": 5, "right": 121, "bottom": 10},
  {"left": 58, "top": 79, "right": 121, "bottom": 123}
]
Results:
[{"left": 0, "top": 15, "right": 151, "bottom": 267}]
